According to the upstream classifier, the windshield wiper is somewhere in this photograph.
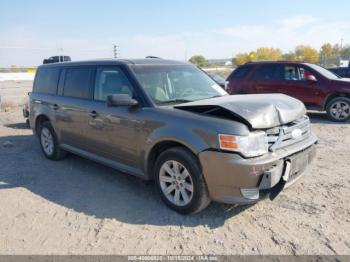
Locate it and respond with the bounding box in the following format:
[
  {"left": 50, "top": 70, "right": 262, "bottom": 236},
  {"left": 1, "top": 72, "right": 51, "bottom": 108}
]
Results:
[
  {"left": 208, "top": 95, "right": 225, "bottom": 99},
  {"left": 158, "top": 99, "right": 192, "bottom": 104},
  {"left": 195, "top": 95, "right": 225, "bottom": 102}
]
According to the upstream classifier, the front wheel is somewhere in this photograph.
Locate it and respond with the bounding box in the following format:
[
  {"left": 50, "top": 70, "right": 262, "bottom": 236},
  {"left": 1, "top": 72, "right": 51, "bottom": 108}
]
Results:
[
  {"left": 326, "top": 97, "right": 350, "bottom": 122},
  {"left": 155, "top": 147, "right": 211, "bottom": 214}
]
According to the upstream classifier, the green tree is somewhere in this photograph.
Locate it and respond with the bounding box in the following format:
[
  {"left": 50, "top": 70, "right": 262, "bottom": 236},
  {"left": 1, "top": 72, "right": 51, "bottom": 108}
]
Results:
[
  {"left": 256, "top": 47, "right": 282, "bottom": 61},
  {"left": 233, "top": 47, "right": 283, "bottom": 65},
  {"left": 248, "top": 51, "right": 257, "bottom": 61},
  {"left": 332, "top": 44, "right": 341, "bottom": 57},
  {"left": 232, "top": 51, "right": 258, "bottom": 66},
  {"left": 232, "top": 53, "right": 250, "bottom": 65},
  {"left": 319, "top": 43, "right": 337, "bottom": 66},
  {"left": 340, "top": 45, "right": 350, "bottom": 60},
  {"left": 188, "top": 55, "right": 208, "bottom": 67},
  {"left": 295, "top": 45, "right": 319, "bottom": 63},
  {"left": 320, "top": 43, "right": 333, "bottom": 58},
  {"left": 282, "top": 52, "right": 297, "bottom": 61}
]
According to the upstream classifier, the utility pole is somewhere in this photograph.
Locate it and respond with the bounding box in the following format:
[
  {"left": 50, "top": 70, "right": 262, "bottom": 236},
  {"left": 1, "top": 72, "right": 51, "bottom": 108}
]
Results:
[
  {"left": 57, "top": 48, "right": 64, "bottom": 62},
  {"left": 113, "top": 44, "right": 119, "bottom": 59},
  {"left": 339, "top": 38, "right": 344, "bottom": 66}
]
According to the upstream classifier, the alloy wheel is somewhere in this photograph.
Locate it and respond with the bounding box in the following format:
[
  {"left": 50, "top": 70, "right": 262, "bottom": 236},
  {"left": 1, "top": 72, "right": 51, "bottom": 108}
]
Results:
[
  {"left": 159, "top": 160, "right": 194, "bottom": 206},
  {"left": 330, "top": 100, "right": 350, "bottom": 120},
  {"left": 40, "top": 127, "right": 54, "bottom": 156}
]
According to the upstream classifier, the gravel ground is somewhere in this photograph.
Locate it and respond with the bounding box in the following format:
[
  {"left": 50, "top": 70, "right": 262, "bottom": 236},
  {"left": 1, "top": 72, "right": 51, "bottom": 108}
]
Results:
[
  {"left": 0, "top": 80, "right": 32, "bottom": 110},
  {"left": 0, "top": 83, "right": 349, "bottom": 255}
]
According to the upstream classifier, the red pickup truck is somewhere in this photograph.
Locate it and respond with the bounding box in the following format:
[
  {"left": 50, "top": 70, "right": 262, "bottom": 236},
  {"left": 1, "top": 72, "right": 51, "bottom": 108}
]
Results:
[{"left": 226, "top": 61, "right": 350, "bottom": 122}]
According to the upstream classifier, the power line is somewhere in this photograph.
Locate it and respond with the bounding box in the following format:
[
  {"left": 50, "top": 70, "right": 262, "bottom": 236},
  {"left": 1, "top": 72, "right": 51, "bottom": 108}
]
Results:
[{"left": 0, "top": 46, "right": 111, "bottom": 52}]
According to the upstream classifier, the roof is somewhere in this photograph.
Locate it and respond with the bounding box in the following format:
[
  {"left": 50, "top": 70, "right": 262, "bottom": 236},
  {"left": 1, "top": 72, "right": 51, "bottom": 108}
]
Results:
[
  {"left": 245, "top": 61, "right": 306, "bottom": 65},
  {"left": 38, "top": 58, "right": 188, "bottom": 68}
]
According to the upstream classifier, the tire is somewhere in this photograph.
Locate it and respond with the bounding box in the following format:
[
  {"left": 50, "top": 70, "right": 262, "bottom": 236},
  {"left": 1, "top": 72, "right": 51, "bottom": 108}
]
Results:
[
  {"left": 154, "top": 147, "right": 211, "bottom": 214},
  {"left": 38, "top": 121, "right": 66, "bottom": 160},
  {"left": 326, "top": 97, "right": 350, "bottom": 122}
]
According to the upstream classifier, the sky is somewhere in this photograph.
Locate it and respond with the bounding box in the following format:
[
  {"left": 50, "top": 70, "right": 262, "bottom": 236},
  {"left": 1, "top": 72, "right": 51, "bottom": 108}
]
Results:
[{"left": 0, "top": 0, "right": 350, "bottom": 67}]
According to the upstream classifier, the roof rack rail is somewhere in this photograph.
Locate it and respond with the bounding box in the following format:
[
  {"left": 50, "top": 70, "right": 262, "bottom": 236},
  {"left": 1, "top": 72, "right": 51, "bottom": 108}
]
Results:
[
  {"left": 245, "top": 60, "right": 305, "bottom": 64},
  {"left": 146, "top": 56, "right": 161, "bottom": 59}
]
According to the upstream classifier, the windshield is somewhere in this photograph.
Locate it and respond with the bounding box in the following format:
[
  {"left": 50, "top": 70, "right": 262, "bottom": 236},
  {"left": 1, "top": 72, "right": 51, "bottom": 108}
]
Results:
[
  {"left": 210, "top": 73, "right": 225, "bottom": 83},
  {"left": 306, "top": 63, "right": 340, "bottom": 79},
  {"left": 132, "top": 65, "right": 227, "bottom": 105}
]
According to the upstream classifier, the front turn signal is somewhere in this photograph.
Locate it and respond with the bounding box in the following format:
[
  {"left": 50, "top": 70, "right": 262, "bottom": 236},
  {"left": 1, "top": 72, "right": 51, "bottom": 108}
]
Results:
[{"left": 218, "top": 134, "right": 238, "bottom": 150}]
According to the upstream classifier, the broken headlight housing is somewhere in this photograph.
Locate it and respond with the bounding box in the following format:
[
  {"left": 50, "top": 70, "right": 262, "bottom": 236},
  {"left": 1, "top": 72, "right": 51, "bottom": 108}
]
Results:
[{"left": 218, "top": 131, "right": 268, "bottom": 157}]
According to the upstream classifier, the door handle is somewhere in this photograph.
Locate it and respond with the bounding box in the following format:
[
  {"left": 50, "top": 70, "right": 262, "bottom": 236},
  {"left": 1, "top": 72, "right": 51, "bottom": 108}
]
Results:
[{"left": 88, "top": 110, "right": 98, "bottom": 118}]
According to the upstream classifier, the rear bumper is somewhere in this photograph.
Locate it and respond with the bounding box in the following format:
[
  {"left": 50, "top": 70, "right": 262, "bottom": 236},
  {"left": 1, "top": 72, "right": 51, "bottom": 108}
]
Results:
[{"left": 198, "top": 134, "right": 317, "bottom": 204}]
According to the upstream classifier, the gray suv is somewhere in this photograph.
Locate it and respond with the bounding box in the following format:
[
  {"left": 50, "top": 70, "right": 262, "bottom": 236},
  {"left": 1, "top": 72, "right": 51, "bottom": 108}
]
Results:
[{"left": 29, "top": 59, "right": 317, "bottom": 214}]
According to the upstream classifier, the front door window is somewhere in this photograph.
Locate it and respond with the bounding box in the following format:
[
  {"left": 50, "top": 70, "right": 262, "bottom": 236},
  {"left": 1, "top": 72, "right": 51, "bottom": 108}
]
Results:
[
  {"left": 283, "top": 65, "right": 315, "bottom": 81},
  {"left": 94, "top": 67, "right": 134, "bottom": 101}
]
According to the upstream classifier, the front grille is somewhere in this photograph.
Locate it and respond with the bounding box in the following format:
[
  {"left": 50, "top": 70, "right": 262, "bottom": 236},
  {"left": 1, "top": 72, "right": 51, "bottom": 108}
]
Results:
[{"left": 266, "top": 116, "right": 311, "bottom": 151}]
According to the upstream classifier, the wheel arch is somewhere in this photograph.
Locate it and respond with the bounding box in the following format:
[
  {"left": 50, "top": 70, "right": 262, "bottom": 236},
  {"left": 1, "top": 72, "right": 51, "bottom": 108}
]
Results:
[
  {"left": 324, "top": 92, "right": 350, "bottom": 110},
  {"left": 145, "top": 140, "right": 202, "bottom": 180},
  {"left": 34, "top": 114, "right": 51, "bottom": 134}
]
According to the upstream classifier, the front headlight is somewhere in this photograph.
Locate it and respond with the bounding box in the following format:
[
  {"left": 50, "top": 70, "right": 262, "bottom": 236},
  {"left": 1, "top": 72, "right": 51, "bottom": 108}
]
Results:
[{"left": 218, "top": 132, "right": 268, "bottom": 157}]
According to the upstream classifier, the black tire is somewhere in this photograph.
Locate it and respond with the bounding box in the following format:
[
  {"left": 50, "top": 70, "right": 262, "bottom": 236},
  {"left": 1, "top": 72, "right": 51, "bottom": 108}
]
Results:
[
  {"left": 38, "top": 121, "right": 66, "bottom": 160},
  {"left": 326, "top": 97, "right": 350, "bottom": 122},
  {"left": 154, "top": 147, "right": 211, "bottom": 214}
]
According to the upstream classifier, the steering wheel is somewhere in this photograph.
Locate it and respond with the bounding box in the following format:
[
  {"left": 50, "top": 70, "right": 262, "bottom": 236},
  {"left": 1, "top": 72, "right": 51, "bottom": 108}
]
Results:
[{"left": 179, "top": 87, "right": 196, "bottom": 97}]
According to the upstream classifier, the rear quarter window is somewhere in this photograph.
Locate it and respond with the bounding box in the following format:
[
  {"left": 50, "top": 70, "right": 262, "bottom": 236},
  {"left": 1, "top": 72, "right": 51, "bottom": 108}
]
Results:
[
  {"left": 228, "top": 66, "right": 251, "bottom": 81},
  {"left": 33, "top": 68, "right": 60, "bottom": 94},
  {"left": 63, "top": 67, "right": 93, "bottom": 99}
]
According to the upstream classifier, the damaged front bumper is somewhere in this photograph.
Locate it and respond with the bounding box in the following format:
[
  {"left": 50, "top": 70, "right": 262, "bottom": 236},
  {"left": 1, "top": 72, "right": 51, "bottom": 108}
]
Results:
[{"left": 198, "top": 134, "right": 317, "bottom": 205}]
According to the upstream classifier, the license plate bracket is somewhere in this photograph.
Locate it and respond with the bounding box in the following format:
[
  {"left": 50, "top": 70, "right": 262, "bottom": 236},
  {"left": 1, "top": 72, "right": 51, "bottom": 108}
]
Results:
[{"left": 288, "top": 152, "right": 309, "bottom": 182}]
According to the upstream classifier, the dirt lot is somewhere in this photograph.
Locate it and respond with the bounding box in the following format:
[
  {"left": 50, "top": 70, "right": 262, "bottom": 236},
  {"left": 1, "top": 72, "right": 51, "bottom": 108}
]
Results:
[
  {"left": 0, "top": 82, "right": 349, "bottom": 255},
  {"left": 0, "top": 81, "right": 32, "bottom": 110}
]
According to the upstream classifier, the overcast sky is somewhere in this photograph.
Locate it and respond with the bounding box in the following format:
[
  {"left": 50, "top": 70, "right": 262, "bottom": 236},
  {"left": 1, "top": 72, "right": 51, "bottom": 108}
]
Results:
[{"left": 0, "top": 0, "right": 350, "bottom": 67}]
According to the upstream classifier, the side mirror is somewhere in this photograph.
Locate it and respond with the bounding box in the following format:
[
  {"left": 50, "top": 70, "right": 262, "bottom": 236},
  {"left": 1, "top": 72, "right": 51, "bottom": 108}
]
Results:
[
  {"left": 106, "top": 94, "right": 138, "bottom": 107},
  {"left": 306, "top": 75, "right": 317, "bottom": 82}
]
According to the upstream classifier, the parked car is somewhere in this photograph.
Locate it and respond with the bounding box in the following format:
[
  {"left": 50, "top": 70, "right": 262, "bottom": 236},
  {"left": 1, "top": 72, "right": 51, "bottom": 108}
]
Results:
[
  {"left": 43, "top": 56, "right": 71, "bottom": 64},
  {"left": 29, "top": 59, "right": 317, "bottom": 214},
  {"left": 227, "top": 61, "right": 350, "bottom": 122},
  {"left": 208, "top": 73, "right": 227, "bottom": 89},
  {"left": 327, "top": 65, "right": 350, "bottom": 78}
]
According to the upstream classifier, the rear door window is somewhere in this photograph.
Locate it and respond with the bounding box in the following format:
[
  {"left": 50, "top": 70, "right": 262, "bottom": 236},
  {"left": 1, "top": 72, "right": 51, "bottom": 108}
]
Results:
[
  {"left": 63, "top": 67, "right": 93, "bottom": 99},
  {"left": 33, "top": 68, "right": 60, "bottom": 94},
  {"left": 253, "top": 65, "right": 281, "bottom": 80}
]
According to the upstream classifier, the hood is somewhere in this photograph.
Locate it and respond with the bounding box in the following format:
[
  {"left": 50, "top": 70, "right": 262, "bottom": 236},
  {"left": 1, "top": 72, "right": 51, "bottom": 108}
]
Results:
[
  {"left": 331, "top": 78, "right": 350, "bottom": 84},
  {"left": 330, "top": 79, "right": 350, "bottom": 92},
  {"left": 175, "top": 94, "right": 306, "bottom": 129}
]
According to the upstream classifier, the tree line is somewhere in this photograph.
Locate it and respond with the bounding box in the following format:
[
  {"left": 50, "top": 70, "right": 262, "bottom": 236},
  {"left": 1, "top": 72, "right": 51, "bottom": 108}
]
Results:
[{"left": 189, "top": 43, "right": 350, "bottom": 68}]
